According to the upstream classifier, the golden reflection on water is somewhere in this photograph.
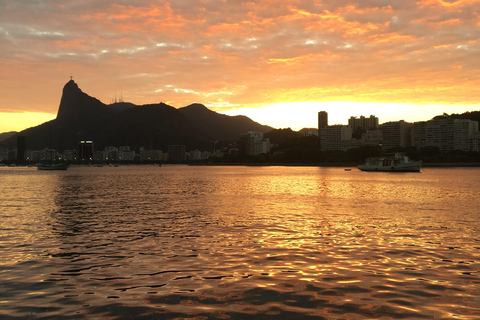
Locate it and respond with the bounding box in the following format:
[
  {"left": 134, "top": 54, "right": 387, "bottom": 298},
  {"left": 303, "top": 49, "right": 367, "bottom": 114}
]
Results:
[
  {"left": 0, "top": 167, "right": 60, "bottom": 266},
  {"left": 1, "top": 166, "right": 480, "bottom": 319}
]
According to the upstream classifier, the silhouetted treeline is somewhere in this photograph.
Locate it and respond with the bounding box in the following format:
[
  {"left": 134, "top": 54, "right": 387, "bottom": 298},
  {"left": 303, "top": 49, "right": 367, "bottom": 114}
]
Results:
[{"left": 434, "top": 111, "right": 480, "bottom": 123}]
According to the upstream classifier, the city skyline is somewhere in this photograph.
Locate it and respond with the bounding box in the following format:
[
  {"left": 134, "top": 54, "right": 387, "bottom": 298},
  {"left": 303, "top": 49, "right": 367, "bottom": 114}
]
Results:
[
  {"left": 1, "top": 1, "right": 479, "bottom": 132},
  {"left": 1, "top": 79, "right": 479, "bottom": 134}
]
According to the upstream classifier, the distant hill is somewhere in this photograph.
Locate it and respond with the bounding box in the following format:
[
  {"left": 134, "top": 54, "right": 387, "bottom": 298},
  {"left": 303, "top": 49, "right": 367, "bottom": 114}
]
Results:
[
  {"left": 179, "top": 103, "right": 272, "bottom": 141},
  {"left": 1, "top": 80, "right": 273, "bottom": 151},
  {"left": 0, "top": 131, "right": 17, "bottom": 143},
  {"left": 433, "top": 111, "right": 480, "bottom": 123}
]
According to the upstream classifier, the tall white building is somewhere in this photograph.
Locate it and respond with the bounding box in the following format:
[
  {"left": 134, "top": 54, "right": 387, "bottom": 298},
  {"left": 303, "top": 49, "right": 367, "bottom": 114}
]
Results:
[
  {"left": 245, "top": 131, "right": 270, "bottom": 155},
  {"left": 425, "top": 119, "right": 454, "bottom": 153},
  {"left": 412, "top": 118, "right": 479, "bottom": 152},
  {"left": 454, "top": 119, "right": 479, "bottom": 152}
]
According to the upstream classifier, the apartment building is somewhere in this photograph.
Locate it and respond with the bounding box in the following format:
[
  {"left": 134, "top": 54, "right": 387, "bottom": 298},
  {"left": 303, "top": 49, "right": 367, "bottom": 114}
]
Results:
[{"left": 320, "top": 125, "right": 352, "bottom": 151}]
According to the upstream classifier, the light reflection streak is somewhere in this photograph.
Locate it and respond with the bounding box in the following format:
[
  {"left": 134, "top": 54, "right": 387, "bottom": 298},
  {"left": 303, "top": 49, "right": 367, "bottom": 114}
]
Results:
[{"left": 0, "top": 166, "right": 479, "bottom": 318}]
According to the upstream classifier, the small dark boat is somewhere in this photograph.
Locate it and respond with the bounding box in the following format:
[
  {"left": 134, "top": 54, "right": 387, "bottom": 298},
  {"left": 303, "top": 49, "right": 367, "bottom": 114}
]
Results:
[{"left": 37, "top": 162, "right": 69, "bottom": 170}]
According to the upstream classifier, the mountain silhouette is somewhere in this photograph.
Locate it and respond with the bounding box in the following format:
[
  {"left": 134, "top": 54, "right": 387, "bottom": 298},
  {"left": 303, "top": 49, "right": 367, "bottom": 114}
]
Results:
[
  {"left": 0, "top": 131, "right": 17, "bottom": 143},
  {"left": 1, "top": 80, "right": 272, "bottom": 151},
  {"left": 179, "top": 103, "right": 270, "bottom": 141}
]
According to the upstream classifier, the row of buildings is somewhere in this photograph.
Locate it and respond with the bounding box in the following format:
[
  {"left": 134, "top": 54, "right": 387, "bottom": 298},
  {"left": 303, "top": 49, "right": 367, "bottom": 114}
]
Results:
[
  {"left": 317, "top": 112, "right": 480, "bottom": 153},
  {"left": 2, "top": 112, "right": 479, "bottom": 162},
  {"left": 0, "top": 140, "right": 224, "bottom": 164}
]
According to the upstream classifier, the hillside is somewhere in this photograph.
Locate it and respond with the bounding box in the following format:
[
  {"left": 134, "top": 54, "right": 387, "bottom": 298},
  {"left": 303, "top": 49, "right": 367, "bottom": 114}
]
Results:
[
  {"left": 1, "top": 80, "right": 273, "bottom": 151},
  {"left": 0, "top": 131, "right": 17, "bottom": 143}
]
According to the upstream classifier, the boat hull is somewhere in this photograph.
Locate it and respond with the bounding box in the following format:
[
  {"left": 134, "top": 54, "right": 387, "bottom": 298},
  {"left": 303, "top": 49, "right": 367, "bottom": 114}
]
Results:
[
  {"left": 37, "top": 164, "right": 69, "bottom": 170},
  {"left": 357, "top": 162, "right": 421, "bottom": 172}
]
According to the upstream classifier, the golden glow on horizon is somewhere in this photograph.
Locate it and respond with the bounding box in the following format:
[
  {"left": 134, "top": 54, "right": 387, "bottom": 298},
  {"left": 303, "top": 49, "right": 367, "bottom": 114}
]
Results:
[
  {"left": 4, "top": 101, "right": 480, "bottom": 134},
  {"left": 0, "top": 112, "right": 56, "bottom": 132},
  {"left": 220, "top": 102, "right": 480, "bottom": 131}
]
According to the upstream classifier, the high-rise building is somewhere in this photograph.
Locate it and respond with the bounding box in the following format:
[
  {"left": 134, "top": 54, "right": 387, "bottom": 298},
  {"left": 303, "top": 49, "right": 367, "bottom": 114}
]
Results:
[
  {"left": 318, "top": 111, "right": 328, "bottom": 132},
  {"left": 16, "top": 136, "right": 26, "bottom": 164},
  {"left": 318, "top": 111, "right": 328, "bottom": 147},
  {"left": 425, "top": 119, "right": 454, "bottom": 153},
  {"left": 412, "top": 121, "right": 427, "bottom": 148},
  {"left": 454, "top": 119, "right": 479, "bottom": 152},
  {"left": 381, "top": 121, "right": 413, "bottom": 151},
  {"left": 348, "top": 115, "right": 379, "bottom": 131},
  {"left": 78, "top": 140, "right": 94, "bottom": 161},
  {"left": 245, "top": 131, "right": 270, "bottom": 155},
  {"left": 320, "top": 125, "right": 352, "bottom": 151},
  {"left": 416, "top": 118, "right": 479, "bottom": 153}
]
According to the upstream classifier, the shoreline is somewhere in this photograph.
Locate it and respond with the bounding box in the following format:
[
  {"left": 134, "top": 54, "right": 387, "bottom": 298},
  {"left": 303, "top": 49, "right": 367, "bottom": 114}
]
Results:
[{"left": 190, "top": 162, "right": 480, "bottom": 168}]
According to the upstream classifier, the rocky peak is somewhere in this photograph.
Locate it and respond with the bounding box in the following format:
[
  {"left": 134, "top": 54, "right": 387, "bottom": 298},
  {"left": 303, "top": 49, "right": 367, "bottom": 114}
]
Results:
[{"left": 56, "top": 80, "right": 112, "bottom": 123}]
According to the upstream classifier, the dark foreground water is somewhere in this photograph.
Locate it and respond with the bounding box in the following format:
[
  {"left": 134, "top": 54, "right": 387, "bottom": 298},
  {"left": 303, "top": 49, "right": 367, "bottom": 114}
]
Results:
[{"left": 1, "top": 165, "right": 479, "bottom": 319}]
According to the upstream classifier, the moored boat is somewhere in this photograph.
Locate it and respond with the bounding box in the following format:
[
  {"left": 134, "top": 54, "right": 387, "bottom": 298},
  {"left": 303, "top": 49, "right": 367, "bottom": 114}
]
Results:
[
  {"left": 358, "top": 153, "right": 421, "bottom": 172},
  {"left": 37, "top": 162, "right": 69, "bottom": 170}
]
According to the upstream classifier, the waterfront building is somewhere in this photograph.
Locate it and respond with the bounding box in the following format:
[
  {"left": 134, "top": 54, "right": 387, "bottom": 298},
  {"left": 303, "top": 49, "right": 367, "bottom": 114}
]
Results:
[
  {"left": 454, "top": 119, "right": 479, "bottom": 152},
  {"left": 348, "top": 115, "right": 379, "bottom": 131},
  {"left": 362, "top": 130, "right": 383, "bottom": 147},
  {"left": 79, "top": 140, "right": 94, "bottom": 161},
  {"left": 140, "top": 149, "right": 164, "bottom": 162},
  {"left": 318, "top": 111, "right": 328, "bottom": 145},
  {"left": 118, "top": 146, "right": 135, "bottom": 161},
  {"left": 103, "top": 146, "right": 118, "bottom": 161},
  {"left": 245, "top": 131, "right": 270, "bottom": 155},
  {"left": 381, "top": 120, "right": 413, "bottom": 151},
  {"left": 412, "top": 121, "right": 427, "bottom": 149},
  {"left": 414, "top": 118, "right": 479, "bottom": 153},
  {"left": 320, "top": 125, "right": 352, "bottom": 151},
  {"left": 425, "top": 119, "right": 454, "bottom": 153},
  {"left": 342, "top": 139, "right": 363, "bottom": 151},
  {"left": 472, "top": 132, "right": 480, "bottom": 152}
]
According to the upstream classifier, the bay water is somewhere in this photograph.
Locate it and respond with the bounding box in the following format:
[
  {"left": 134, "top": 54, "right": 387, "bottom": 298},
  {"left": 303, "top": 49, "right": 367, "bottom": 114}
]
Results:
[{"left": 1, "top": 165, "right": 479, "bottom": 319}]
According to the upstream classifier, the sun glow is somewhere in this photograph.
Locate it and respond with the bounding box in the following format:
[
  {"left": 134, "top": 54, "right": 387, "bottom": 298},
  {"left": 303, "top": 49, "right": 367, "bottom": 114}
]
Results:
[
  {"left": 0, "top": 112, "right": 56, "bottom": 132},
  {"left": 220, "top": 102, "right": 480, "bottom": 131}
]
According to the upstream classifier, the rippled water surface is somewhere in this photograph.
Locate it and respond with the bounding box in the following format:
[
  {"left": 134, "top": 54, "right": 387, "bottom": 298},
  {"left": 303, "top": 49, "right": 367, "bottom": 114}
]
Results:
[{"left": 1, "top": 165, "right": 479, "bottom": 319}]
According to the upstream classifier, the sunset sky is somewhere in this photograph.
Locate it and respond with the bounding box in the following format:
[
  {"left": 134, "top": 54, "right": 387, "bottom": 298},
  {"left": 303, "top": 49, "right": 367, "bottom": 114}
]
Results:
[{"left": 1, "top": 0, "right": 479, "bottom": 132}]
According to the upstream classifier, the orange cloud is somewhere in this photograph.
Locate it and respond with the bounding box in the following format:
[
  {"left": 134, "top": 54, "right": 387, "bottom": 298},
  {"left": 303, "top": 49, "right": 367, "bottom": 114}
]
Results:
[
  {"left": 369, "top": 33, "right": 419, "bottom": 44},
  {"left": 0, "top": 0, "right": 479, "bottom": 131},
  {"left": 418, "top": 0, "right": 479, "bottom": 8}
]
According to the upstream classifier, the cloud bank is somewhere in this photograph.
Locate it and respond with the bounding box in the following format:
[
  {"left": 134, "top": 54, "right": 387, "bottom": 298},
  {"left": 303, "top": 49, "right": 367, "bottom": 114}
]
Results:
[{"left": 0, "top": 0, "right": 479, "bottom": 125}]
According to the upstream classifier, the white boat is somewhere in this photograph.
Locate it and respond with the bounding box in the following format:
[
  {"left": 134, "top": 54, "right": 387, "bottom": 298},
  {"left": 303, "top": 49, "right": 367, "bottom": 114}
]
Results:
[{"left": 358, "top": 153, "right": 422, "bottom": 172}]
